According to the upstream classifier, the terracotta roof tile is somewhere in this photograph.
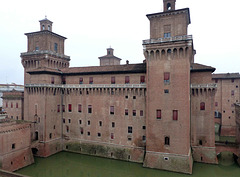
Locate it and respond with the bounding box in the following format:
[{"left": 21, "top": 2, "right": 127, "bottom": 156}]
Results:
[
  {"left": 212, "top": 73, "right": 240, "bottom": 79},
  {"left": 191, "top": 63, "right": 215, "bottom": 72}
]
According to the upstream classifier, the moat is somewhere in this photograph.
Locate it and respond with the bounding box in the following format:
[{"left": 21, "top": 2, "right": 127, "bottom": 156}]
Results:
[{"left": 16, "top": 151, "right": 240, "bottom": 177}]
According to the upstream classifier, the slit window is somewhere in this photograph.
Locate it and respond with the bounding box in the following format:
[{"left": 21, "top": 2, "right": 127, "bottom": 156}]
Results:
[
  {"left": 156, "top": 109, "right": 161, "bottom": 119},
  {"left": 173, "top": 110, "right": 178, "bottom": 120}
]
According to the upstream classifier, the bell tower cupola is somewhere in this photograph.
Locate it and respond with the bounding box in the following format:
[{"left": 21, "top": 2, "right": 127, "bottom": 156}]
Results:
[
  {"left": 39, "top": 17, "right": 53, "bottom": 31},
  {"left": 163, "top": 0, "right": 176, "bottom": 11}
]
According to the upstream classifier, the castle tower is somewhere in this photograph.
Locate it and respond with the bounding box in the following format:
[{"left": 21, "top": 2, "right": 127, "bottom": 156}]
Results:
[
  {"left": 20, "top": 19, "right": 71, "bottom": 156},
  {"left": 98, "top": 48, "right": 122, "bottom": 66},
  {"left": 143, "top": 0, "right": 194, "bottom": 174},
  {"left": 21, "top": 18, "right": 71, "bottom": 88}
]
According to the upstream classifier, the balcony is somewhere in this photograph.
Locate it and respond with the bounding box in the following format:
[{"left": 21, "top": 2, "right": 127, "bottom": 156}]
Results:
[
  {"left": 190, "top": 83, "right": 217, "bottom": 89},
  {"left": 25, "top": 84, "right": 147, "bottom": 89},
  {"left": 142, "top": 35, "right": 192, "bottom": 45}
]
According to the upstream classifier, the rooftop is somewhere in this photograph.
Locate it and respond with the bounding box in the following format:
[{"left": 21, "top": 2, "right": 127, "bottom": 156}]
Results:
[{"left": 212, "top": 73, "right": 240, "bottom": 79}]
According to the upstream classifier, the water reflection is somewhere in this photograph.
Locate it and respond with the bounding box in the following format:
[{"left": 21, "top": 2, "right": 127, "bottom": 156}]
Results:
[{"left": 16, "top": 151, "right": 240, "bottom": 177}]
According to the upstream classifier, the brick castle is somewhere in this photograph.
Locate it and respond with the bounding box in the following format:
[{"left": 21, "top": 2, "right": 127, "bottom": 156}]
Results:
[{"left": 1, "top": 0, "right": 239, "bottom": 174}]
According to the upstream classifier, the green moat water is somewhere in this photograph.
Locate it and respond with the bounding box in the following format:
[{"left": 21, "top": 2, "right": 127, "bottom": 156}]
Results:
[{"left": 16, "top": 151, "right": 240, "bottom": 177}]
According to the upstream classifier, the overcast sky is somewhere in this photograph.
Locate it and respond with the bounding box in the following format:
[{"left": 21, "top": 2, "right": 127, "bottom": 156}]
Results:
[{"left": 0, "top": 0, "right": 239, "bottom": 85}]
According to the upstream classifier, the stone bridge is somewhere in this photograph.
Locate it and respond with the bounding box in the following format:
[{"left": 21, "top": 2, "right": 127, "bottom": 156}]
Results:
[{"left": 215, "top": 142, "right": 239, "bottom": 156}]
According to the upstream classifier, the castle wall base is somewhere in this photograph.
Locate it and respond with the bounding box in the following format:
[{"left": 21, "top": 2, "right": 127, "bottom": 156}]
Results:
[
  {"left": 143, "top": 150, "right": 193, "bottom": 174},
  {"left": 0, "top": 148, "right": 34, "bottom": 172},
  {"left": 34, "top": 138, "right": 62, "bottom": 157},
  {"left": 63, "top": 140, "right": 145, "bottom": 163},
  {"left": 192, "top": 146, "right": 217, "bottom": 164}
]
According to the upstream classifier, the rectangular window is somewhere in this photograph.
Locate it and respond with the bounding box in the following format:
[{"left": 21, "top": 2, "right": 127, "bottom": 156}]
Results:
[
  {"left": 54, "top": 43, "right": 58, "bottom": 53},
  {"left": 35, "top": 105, "right": 38, "bottom": 115},
  {"left": 125, "top": 76, "right": 130, "bottom": 84},
  {"left": 68, "top": 119, "right": 71, "bottom": 123},
  {"left": 88, "top": 120, "right": 90, "bottom": 125},
  {"left": 164, "top": 72, "right": 170, "bottom": 84},
  {"left": 66, "top": 125, "right": 69, "bottom": 133},
  {"left": 99, "top": 121, "right": 102, "bottom": 126},
  {"left": 6, "top": 102, "right": 8, "bottom": 108},
  {"left": 133, "top": 110, "right": 136, "bottom": 116},
  {"left": 78, "top": 104, "right": 82, "bottom": 113},
  {"left": 87, "top": 132, "right": 90, "bottom": 136},
  {"left": 62, "top": 105, "right": 65, "bottom": 112},
  {"left": 125, "top": 109, "right": 128, "bottom": 116},
  {"left": 164, "top": 32, "right": 171, "bottom": 38},
  {"left": 111, "top": 133, "right": 114, "bottom": 139},
  {"left": 142, "top": 126, "right": 146, "bottom": 130},
  {"left": 164, "top": 89, "right": 169, "bottom": 94},
  {"left": 110, "top": 106, "right": 114, "bottom": 115},
  {"left": 156, "top": 109, "right": 161, "bottom": 119},
  {"left": 68, "top": 104, "right": 72, "bottom": 112},
  {"left": 89, "top": 77, "right": 93, "bottom": 84},
  {"left": 112, "top": 122, "right": 115, "bottom": 128},
  {"left": 79, "top": 120, "right": 82, "bottom": 124},
  {"left": 62, "top": 76, "right": 66, "bottom": 84},
  {"left": 140, "top": 76, "right": 145, "bottom": 84},
  {"left": 173, "top": 110, "right": 178, "bottom": 121},
  {"left": 231, "top": 90, "right": 234, "bottom": 96},
  {"left": 11, "top": 102, "right": 13, "bottom": 108},
  {"left": 128, "top": 126, "right": 132, "bottom": 133},
  {"left": 200, "top": 102, "right": 205, "bottom": 110},
  {"left": 140, "top": 110, "right": 143, "bottom": 116},
  {"left": 57, "top": 105, "right": 60, "bottom": 112},
  {"left": 12, "top": 143, "right": 15, "bottom": 149},
  {"left": 80, "top": 127, "right": 84, "bottom": 134},
  {"left": 215, "top": 102, "right": 218, "bottom": 107},
  {"left": 142, "top": 136, "right": 146, "bottom": 141},
  {"left": 215, "top": 79, "right": 218, "bottom": 83},
  {"left": 79, "top": 77, "right": 83, "bottom": 84},
  {"left": 63, "top": 118, "right": 65, "bottom": 123},
  {"left": 88, "top": 105, "right": 92, "bottom": 113},
  {"left": 232, "top": 79, "right": 235, "bottom": 83},
  {"left": 51, "top": 77, "right": 54, "bottom": 84},
  {"left": 98, "top": 133, "right": 101, "bottom": 137},
  {"left": 111, "top": 77, "right": 115, "bottom": 84},
  {"left": 16, "top": 103, "right": 18, "bottom": 108}
]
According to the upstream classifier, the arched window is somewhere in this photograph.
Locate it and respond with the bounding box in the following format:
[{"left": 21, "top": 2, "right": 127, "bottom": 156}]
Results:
[
  {"left": 165, "top": 136, "right": 170, "bottom": 145},
  {"left": 48, "top": 25, "right": 51, "bottom": 30},
  {"left": 167, "top": 3, "right": 172, "bottom": 10},
  {"left": 42, "top": 25, "right": 45, "bottom": 30},
  {"left": 200, "top": 102, "right": 205, "bottom": 110}
]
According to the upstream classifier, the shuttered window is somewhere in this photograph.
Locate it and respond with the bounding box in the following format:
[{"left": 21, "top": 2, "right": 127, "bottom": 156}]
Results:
[{"left": 173, "top": 110, "right": 178, "bottom": 120}]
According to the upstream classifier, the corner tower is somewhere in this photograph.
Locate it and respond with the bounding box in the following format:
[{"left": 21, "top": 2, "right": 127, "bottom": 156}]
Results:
[
  {"left": 143, "top": 0, "right": 194, "bottom": 174},
  {"left": 21, "top": 18, "right": 70, "bottom": 85}
]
